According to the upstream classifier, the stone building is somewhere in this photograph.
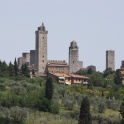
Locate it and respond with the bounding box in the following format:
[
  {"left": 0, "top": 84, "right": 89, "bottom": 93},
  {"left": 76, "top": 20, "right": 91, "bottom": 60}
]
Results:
[
  {"left": 87, "top": 65, "right": 96, "bottom": 71},
  {"left": 18, "top": 57, "right": 26, "bottom": 69},
  {"left": 22, "top": 52, "right": 30, "bottom": 66},
  {"left": 35, "top": 23, "right": 48, "bottom": 74},
  {"left": 116, "top": 69, "right": 124, "bottom": 85},
  {"left": 121, "top": 60, "right": 124, "bottom": 69},
  {"left": 17, "top": 23, "right": 85, "bottom": 76},
  {"left": 106, "top": 50, "right": 115, "bottom": 70},
  {"left": 30, "top": 50, "right": 35, "bottom": 66},
  {"left": 49, "top": 72, "right": 89, "bottom": 85},
  {"left": 47, "top": 60, "right": 69, "bottom": 74},
  {"left": 69, "top": 41, "right": 83, "bottom": 73}
]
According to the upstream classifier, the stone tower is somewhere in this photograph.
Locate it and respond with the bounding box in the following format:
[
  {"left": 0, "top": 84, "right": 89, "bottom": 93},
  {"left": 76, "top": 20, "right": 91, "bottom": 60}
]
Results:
[
  {"left": 106, "top": 50, "right": 115, "bottom": 70},
  {"left": 35, "top": 23, "right": 48, "bottom": 74},
  {"left": 30, "top": 50, "right": 35, "bottom": 66},
  {"left": 121, "top": 60, "right": 124, "bottom": 69},
  {"left": 22, "top": 52, "right": 30, "bottom": 66},
  {"left": 69, "top": 41, "right": 79, "bottom": 73}
]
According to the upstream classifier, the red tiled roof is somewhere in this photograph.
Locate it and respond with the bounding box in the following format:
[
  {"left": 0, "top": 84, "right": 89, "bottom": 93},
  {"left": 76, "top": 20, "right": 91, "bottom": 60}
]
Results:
[
  {"left": 50, "top": 73, "right": 71, "bottom": 78},
  {"left": 69, "top": 74, "right": 89, "bottom": 79},
  {"left": 49, "top": 73, "right": 89, "bottom": 79}
]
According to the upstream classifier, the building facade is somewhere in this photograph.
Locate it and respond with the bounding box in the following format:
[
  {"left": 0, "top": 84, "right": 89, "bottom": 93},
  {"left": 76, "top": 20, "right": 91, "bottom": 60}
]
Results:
[
  {"left": 35, "top": 23, "right": 48, "bottom": 74},
  {"left": 47, "top": 60, "right": 69, "bottom": 74},
  {"left": 106, "top": 50, "right": 115, "bottom": 70},
  {"left": 49, "top": 72, "right": 89, "bottom": 85}
]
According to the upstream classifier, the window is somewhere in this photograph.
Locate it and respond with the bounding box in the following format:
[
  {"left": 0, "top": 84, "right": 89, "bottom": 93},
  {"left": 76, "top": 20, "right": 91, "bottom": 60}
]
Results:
[
  {"left": 42, "top": 55, "right": 44, "bottom": 58},
  {"left": 42, "top": 60, "right": 44, "bottom": 62},
  {"left": 73, "top": 61, "right": 74, "bottom": 63},
  {"left": 43, "top": 37, "right": 44, "bottom": 39},
  {"left": 42, "top": 67, "right": 44, "bottom": 69}
]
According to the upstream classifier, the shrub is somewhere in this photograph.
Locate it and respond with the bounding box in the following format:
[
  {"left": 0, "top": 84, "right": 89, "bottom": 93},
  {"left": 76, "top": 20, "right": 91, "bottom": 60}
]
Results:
[
  {"left": 50, "top": 101, "right": 59, "bottom": 114},
  {"left": 0, "top": 83, "right": 5, "bottom": 91},
  {"left": 98, "top": 102, "right": 106, "bottom": 113}
]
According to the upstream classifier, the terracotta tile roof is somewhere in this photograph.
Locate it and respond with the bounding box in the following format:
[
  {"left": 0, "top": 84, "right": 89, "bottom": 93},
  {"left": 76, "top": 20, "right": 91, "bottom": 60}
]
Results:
[
  {"left": 49, "top": 73, "right": 89, "bottom": 79},
  {"left": 50, "top": 73, "right": 71, "bottom": 78},
  {"left": 69, "top": 74, "right": 89, "bottom": 79}
]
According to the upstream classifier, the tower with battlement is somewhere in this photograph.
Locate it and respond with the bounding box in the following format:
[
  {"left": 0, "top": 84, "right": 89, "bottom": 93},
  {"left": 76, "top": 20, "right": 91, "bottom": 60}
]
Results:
[
  {"left": 69, "top": 41, "right": 82, "bottom": 73},
  {"left": 106, "top": 50, "right": 115, "bottom": 70},
  {"left": 35, "top": 23, "right": 48, "bottom": 74}
]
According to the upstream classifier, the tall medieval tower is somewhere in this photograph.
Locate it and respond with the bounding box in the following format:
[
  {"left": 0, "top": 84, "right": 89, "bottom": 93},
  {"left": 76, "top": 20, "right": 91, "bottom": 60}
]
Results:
[
  {"left": 35, "top": 23, "right": 48, "bottom": 74},
  {"left": 106, "top": 50, "right": 115, "bottom": 70},
  {"left": 69, "top": 41, "right": 79, "bottom": 73}
]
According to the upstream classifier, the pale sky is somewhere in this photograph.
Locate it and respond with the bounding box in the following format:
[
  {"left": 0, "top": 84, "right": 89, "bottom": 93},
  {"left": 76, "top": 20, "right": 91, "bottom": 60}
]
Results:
[{"left": 0, "top": 0, "right": 124, "bottom": 72}]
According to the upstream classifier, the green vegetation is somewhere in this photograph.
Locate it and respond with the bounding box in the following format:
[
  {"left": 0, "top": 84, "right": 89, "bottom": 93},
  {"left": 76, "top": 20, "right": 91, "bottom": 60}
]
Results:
[
  {"left": 14, "top": 58, "right": 18, "bottom": 76},
  {"left": 0, "top": 61, "right": 124, "bottom": 123},
  {"left": 45, "top": 77, "right": 54, "bottom": 100},
  {"left": 78, "top": 97, "right": 91, "bottom": 124},
  {"left": 120, "top": 99, "right": 124, "bottom": 124}
]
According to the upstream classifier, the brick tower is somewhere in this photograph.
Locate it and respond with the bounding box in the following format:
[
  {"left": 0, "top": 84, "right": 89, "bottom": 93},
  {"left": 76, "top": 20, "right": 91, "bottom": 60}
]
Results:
[
  {"left": 106, "top": 50, "right": 115, "bottom": 70},
  {"left": 69, "top": 41, "right": 79, "bottom": 73},
  {"left": 35, "top": 23, "right": 48, "bottom": 74}
]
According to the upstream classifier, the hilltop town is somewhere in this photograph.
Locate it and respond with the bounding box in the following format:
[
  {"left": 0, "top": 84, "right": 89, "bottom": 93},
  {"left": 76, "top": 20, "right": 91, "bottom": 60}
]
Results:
[
  {"left": 0, "top": 23, "right": 124, "bottom": 124},
  {"left": 17, "top": 23, "right": 124, "bottom": 85}
]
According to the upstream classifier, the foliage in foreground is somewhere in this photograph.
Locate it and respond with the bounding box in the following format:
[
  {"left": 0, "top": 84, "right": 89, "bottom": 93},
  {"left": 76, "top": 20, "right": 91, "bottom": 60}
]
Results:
[{"left": 78, "top": 97, "right": 91, "bottom": 124}]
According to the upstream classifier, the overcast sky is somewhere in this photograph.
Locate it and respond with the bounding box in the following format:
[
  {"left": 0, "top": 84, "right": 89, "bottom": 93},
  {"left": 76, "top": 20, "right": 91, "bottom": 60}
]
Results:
[{"left": 0, "top": 0, "right": 124, "bottom": 72}]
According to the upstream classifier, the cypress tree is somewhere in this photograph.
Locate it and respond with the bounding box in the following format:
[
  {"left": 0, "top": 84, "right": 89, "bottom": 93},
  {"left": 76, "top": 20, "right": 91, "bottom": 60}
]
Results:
[
  {"left": 21, "top": 63, "right": 29, "bottom": 77},
  {"left": 14, "top": 58, "right": 18, "bottom": 76},
  {"left": 78, "top": 97, "right": 92, "bottom": 124},
  {"left": 8, "top": 62, "right": 14, "bottom": 76},
  {"left": 45, "top": 77, "right": 53, "bottom": 100}
]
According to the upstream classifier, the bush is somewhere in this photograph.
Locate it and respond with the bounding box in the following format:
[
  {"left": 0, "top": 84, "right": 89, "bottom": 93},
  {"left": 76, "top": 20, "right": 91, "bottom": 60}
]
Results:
[
  {"left": 10, "top": 106, "right": 27, "bottom": 122},
  {"left": 106, "top": 99, "right": 121, "bottom": 110},
  {"left": 98, "top": 102, "right": 106, "bottom": 113},
  {"left": 50, "top": 101, "right": 59, "bottom": 114},
  {"left": 11, "top": 86, "right": 25, "bottom": 95},
  {"left": 0, "top": 83, "right": 5, "bottom": 91},
  {"left": 1, "top": 93, "right": 20, "bottom": 107}
]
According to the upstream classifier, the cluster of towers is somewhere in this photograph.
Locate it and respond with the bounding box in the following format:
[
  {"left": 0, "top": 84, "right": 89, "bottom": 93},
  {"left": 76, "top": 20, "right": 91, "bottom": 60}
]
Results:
[
  {"left": 18, "top": 23, "right": 124, "bottom": 75},
  {"left": 18, "top": 23, "right": 83, "bottom": 75}
]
